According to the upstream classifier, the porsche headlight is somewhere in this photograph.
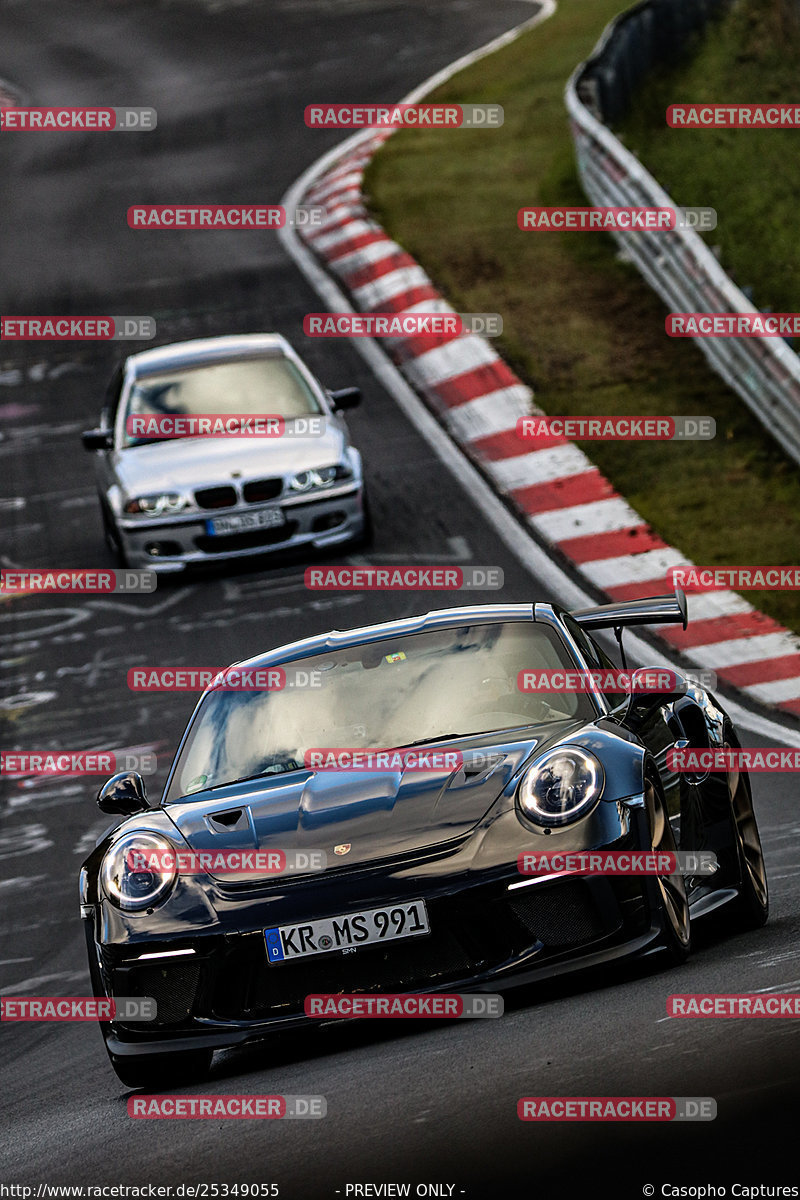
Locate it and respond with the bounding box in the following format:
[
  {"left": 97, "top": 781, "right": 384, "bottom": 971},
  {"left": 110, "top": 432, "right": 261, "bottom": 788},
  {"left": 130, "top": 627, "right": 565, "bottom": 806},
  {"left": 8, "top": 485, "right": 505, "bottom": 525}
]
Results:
[
  {"left": 101, "top": 832, "right": 177, "bottom": 911},
  {"left": 518, "top": 747, "right": 604, "bottom": 827},
  {"left": 287, "top": 465, "right": 350, "bottom": 493},
  {"left": 124, "top": 493, "right": 188, "bottom": 516}
]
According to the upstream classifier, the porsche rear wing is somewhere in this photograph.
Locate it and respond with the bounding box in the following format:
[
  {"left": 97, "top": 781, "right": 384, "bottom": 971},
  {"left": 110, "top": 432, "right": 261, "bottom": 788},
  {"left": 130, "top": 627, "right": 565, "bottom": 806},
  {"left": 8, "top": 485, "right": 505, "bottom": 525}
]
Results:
[{"left": 569, "top": 589, "right": 688, "bottom": 632}]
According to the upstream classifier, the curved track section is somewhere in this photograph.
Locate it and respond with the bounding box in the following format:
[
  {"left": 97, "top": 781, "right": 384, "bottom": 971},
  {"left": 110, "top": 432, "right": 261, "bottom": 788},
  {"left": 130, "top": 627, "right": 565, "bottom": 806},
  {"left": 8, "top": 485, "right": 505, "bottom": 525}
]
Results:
[{"left": 1, "top": 2, "right": 799, "bottom": 1194}]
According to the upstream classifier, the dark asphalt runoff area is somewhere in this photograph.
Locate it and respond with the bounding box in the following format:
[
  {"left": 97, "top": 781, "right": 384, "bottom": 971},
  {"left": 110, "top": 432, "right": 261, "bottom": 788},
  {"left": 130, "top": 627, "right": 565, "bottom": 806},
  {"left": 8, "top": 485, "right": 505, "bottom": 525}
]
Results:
[{"left": 1, "top": 1, "right": 800, "bottom": 1196}]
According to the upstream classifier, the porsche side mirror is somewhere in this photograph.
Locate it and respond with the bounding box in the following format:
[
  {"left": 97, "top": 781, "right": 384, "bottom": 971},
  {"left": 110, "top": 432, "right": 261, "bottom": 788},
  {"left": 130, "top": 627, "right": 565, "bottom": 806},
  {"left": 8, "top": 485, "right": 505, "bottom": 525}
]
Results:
[
  {"left": 97, "top": 771, "right": 149, "bottom": 815},
  {"left": 82, "top": 428, "right": 113, "bottom": 451},
  {"left": 628, "top": 667, "right": 689, "bottom": 709},
  {"left": 328, "top": 387, "right": 361, "bottom": 410}
]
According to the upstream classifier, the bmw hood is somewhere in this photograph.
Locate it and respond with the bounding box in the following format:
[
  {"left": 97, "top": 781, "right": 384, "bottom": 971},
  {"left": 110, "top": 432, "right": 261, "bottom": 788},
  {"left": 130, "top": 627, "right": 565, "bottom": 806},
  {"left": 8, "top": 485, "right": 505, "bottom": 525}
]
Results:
[
  {"left": 164, "top": 721, "right": 585, "bottom": 879},
  {"left": 110, "top": 421, "right": 350, "bottom": 499}
]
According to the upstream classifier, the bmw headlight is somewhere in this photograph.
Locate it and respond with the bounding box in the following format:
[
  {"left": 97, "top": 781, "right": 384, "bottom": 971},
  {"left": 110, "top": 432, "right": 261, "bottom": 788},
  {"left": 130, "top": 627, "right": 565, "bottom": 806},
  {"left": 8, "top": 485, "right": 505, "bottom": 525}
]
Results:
[
  {"left": 518, "top": 747, "right": 604, "bottom": 827},
  {"left": 124, "top": 493, "right": 188, "bottom": 516},
  {"left": 101, "top": 832, "right": 177, "bottom": 911},
  {"left": 287, "top": 465, "right": 351, "bottom": 493}
]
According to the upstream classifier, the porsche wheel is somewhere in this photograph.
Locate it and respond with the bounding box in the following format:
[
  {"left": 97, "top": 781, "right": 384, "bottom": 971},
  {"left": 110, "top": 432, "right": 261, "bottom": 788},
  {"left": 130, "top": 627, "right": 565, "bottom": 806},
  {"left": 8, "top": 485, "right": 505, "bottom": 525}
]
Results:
[
  {"left": 723, "top": 732, "right": 769, "bottom": 931},
  {"left": 645, "top": 771, "right": 691, "bottom": 965}
]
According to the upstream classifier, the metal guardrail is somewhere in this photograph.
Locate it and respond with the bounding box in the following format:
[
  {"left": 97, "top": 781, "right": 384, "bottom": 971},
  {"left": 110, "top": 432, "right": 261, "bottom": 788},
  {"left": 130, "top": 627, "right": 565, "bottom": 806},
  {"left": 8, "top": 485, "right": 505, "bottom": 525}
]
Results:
[{"left": 564, "top": 0, "right": 800, "bottom": 469}]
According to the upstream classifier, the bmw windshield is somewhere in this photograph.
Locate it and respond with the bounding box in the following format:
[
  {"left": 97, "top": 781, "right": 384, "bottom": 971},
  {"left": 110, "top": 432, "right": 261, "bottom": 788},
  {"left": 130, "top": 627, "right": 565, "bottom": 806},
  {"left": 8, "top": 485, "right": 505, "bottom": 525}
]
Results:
[{"left": 121, "top": 357, "right": 322, "bottom": 447}]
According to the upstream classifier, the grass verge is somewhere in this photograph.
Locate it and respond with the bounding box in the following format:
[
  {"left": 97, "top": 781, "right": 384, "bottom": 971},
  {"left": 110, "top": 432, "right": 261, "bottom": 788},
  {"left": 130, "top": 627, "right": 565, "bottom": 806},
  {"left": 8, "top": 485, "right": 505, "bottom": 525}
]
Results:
[{"left": 363, "top": 0, "right": 800, "bottom": 630}]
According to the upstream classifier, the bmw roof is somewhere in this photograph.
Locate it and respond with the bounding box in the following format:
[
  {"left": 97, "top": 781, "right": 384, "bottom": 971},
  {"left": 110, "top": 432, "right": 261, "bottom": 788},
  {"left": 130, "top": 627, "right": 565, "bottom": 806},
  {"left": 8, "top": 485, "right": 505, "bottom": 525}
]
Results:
[{"left": 125, "top": 333, "right": 291, "bottom": 376}]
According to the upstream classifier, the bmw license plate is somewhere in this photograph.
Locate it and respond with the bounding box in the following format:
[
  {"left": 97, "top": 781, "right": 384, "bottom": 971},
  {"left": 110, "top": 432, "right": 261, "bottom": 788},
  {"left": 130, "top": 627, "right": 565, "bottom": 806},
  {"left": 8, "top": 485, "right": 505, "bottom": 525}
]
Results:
[
  {"left": 264, "top": 899, "right": 430, "bottom": 963},
  {"left": 208, "top": 507, "right": 286, "bottom": 536}
]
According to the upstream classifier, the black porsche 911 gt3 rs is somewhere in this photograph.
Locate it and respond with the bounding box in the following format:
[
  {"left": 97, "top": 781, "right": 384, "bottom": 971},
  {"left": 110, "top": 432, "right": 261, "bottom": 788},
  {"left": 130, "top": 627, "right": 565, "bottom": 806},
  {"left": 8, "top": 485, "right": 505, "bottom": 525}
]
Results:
[{"left": 80, "top": 590, "right": 768, "bottom": 1088}]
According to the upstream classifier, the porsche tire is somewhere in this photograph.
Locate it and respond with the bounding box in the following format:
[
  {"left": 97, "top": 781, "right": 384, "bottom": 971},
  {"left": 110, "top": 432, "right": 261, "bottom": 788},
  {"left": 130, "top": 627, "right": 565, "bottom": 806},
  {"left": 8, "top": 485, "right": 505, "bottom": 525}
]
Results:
[
  {"left": 646, "top": 770, "right": 691, "bottom": 965},
  {"left": 724, "top": 730, "right": 769, "bottom": 931}
]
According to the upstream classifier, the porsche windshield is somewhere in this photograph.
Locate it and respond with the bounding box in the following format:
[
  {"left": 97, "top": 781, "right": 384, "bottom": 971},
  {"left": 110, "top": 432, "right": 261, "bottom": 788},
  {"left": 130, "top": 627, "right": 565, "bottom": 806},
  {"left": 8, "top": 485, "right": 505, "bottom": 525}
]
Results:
[
  {"left": 164, "top": 620, "right": 595, "bottom": 802},
  {"left": 122, "top": 357, "right": 322, "bottom": 446}
]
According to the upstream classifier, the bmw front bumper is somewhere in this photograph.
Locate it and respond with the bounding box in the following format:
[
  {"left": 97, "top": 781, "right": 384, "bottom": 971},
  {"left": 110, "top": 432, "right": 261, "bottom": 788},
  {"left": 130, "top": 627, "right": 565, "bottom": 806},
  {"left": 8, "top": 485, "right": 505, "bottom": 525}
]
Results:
[{"left": 116, "top": 484, "right": 366, "bottom": 573}]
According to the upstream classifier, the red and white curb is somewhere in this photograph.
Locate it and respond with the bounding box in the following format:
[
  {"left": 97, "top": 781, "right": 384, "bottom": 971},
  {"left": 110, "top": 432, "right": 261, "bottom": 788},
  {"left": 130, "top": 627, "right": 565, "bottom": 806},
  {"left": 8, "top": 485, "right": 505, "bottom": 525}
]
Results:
[
  {"left": 295, "top": 138, "right": 800, "bottom": 719},
  {"left": 278, "top": 1, "right": 800, "bottom": 729}
]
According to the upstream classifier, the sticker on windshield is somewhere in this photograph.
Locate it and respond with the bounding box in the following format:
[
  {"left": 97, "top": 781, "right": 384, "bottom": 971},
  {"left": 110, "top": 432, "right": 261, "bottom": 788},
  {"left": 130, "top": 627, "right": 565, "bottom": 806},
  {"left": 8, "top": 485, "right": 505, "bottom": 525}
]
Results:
[{"left": 385, "top": 652, "right": 406, "bottom": 663}]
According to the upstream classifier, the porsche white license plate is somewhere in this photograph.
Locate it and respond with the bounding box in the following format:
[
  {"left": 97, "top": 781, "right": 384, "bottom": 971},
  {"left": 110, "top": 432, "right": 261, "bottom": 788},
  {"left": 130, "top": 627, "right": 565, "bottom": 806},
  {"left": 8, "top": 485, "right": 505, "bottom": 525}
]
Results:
[
  {"left": 208, "top": 507, "right": 286, "bottom": 536},
  {"left": 264, "top": 899, "right": 430, "bottom": 963}
]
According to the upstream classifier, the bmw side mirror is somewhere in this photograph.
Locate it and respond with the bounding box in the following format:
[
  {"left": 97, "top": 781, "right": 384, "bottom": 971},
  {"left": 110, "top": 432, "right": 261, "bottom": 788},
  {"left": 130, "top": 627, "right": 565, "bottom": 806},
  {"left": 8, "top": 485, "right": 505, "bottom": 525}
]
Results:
[
  {"left": 97, "top": 771, "right": 149, "bottom": 815},
  {"left": 328, "top": 387, "right": 361, "bottom": 411},
  {"left": 82, "top": 428, "right": 113, "bottom": 451}
]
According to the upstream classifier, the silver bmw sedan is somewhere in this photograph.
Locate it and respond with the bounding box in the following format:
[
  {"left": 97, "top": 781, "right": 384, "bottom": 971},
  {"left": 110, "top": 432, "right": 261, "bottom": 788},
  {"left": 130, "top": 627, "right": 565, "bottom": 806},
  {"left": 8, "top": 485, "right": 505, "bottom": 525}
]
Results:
[{"left": 81, "top": 333, "right": 369, "bottom": 573}]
